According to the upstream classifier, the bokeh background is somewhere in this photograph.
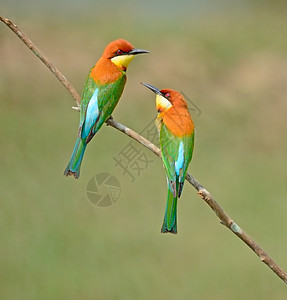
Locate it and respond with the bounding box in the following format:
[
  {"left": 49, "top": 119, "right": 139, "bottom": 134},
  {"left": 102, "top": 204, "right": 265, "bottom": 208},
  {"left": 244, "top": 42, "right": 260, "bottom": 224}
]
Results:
[{"left": 1, "top": 0, "right": 287, "bottom": 299}]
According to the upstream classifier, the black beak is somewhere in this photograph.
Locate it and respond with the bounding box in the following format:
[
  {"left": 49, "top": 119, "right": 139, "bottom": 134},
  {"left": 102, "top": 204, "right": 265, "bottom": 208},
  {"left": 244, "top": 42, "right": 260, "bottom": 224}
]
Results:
[
  {"left": 128, "top": 48, "right": 150, "bottom": 55},
  {"left": 141, "top": 82, "right": 162, "bottom": 95}
]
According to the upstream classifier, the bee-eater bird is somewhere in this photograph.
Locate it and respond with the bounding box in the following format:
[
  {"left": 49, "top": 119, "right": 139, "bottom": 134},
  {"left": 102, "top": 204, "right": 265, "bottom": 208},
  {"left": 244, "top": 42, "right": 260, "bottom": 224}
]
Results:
[
  {"left": 141, "top": 83, "right": 195, "bottom": 234},
  {"left": 64, "top": 39, "right": 149, "bottom": 178}
]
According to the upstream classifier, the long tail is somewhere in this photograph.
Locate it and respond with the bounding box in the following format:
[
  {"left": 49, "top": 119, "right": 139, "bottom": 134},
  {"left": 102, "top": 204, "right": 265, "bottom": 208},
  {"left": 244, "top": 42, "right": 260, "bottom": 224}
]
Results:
[
  {"left": 64, "top": 136, "right": 87, "bottom": 179},
  {"left": 161, "top": 188, "right": 178, "bottom": 234}
]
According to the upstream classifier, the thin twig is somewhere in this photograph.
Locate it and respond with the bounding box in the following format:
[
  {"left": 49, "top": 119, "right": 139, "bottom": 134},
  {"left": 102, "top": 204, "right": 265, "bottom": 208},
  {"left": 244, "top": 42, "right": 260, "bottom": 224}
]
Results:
[
  {"left": 1, "top": 16, "right": 287, "bottom": 284},
  {"left": 0, "top": 16, "right": 81, "bottom": 107}
]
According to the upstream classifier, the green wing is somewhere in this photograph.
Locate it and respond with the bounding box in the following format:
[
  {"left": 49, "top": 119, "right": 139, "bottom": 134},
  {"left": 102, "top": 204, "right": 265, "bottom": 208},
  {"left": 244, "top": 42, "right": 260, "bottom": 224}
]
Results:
[
  {"left": 79, "top": 69, "right": 126, "bottom": 142},
  {"left": 160, "top": 122, "right": 194, "bottom": 197},
  {"left": 79, "top": 71, "right": 97, "bottom": 128},
  {"left": 92, "top": 76, "right": 126, "bottom": 134}
]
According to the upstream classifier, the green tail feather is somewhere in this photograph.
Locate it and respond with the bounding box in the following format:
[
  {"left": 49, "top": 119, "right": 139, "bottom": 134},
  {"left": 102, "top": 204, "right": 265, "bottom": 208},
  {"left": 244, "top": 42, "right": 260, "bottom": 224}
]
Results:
[
  {"left": 161, "top": 188, "right": 178, "bottom": 234},
  {"left": 64, "top": 136, "right": 87, "bottom": 179}
]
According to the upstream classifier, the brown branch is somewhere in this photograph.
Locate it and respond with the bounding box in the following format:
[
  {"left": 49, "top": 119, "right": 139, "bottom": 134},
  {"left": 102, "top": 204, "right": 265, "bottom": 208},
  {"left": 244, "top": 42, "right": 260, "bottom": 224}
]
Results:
[
  {"left": 106, "top": 117, "right": 287, "bottom": 283},
  {"left": 1, "top": 16, "right": 287, "bottom": 284},
  {"left": 0, "top": 16, "right": 81, "bottom": 108}
]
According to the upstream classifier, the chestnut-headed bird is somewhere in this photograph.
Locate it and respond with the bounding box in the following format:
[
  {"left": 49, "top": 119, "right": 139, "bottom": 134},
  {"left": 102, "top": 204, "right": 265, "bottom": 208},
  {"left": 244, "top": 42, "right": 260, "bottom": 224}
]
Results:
[
  {"left": 64, "top": 39, "right": 149, "bottom": 178},
  {"left": 141, "top": 83, "right": 195, "bottom": 234}
]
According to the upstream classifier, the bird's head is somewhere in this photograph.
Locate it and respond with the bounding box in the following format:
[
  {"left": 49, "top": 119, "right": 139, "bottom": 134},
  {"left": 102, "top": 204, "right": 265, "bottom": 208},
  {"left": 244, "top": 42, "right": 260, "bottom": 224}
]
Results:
[
  {"left": 103, "top": 39, "right": 149, "bottom": 71},
  {"left": 141, "top": 82, "right": 188, "bottom": 115}
]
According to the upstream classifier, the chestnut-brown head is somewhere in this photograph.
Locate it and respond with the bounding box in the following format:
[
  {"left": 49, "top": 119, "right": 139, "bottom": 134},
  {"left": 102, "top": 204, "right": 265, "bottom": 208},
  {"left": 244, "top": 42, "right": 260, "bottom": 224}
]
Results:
[
  {"left": 141, "top": 82, "right": 194, "bottom": 136},
  {"left": 103, "top": 39, "right": 149, "bottom": 70},
  {"left": 141, "top": 82, "right": 188, "bottom": 114}
]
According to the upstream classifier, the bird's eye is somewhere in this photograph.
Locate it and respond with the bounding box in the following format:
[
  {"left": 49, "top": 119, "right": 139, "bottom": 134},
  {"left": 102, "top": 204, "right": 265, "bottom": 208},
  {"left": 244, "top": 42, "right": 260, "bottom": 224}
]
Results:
[
  {"left": 165, "top": 93, "right": 170, "bottom": 98},
  {"left": 116, "top": 49, "right": 123, "bottom": 55}
]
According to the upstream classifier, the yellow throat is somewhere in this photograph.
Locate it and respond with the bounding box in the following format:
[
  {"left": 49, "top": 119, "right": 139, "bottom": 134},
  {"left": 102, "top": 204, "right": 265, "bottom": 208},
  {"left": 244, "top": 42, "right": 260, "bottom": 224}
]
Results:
[
  {"left": 156, "top": 94, "right": 172, "bottom": 113},
  {"left": 111, "top": 54, "right": 135, "bottom": 69}
]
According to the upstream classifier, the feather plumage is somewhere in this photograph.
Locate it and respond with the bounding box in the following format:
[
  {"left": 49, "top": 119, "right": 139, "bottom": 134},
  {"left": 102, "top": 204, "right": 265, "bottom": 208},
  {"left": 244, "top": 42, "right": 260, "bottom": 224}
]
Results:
[
  {"left": 142, "top": 83, "right": 195, "bottom": 233},
  {"left": 64, "top": 39, "right": 148, "bottom": 178}
]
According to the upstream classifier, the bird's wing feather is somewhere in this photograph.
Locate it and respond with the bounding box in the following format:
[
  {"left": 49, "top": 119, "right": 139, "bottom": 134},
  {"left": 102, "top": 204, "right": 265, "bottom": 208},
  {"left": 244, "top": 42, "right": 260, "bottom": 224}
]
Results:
[
  {"left": 160, "top": 123, "right": 177, "bottom": 182},
  {"left": 79, "top": 72, "right": 97, "bottom": 129},
  {"left": 91, "top": 76, "right": 126, "bottom": 134},
  {"left": 78, "top": 72, "right": 126, "bottom": 141},
  {"left": 160, "top": 123, "right": 194, "bottom": 196},
  {"left": 82, "top": 88, "right": 99, "bottom": 139}
]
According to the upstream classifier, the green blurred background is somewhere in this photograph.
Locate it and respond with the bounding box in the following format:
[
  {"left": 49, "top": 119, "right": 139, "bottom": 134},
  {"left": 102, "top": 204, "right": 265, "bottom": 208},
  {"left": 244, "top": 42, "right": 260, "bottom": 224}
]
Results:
[{"left": 1, "top": 0, "right": 287, "bottom": 299}]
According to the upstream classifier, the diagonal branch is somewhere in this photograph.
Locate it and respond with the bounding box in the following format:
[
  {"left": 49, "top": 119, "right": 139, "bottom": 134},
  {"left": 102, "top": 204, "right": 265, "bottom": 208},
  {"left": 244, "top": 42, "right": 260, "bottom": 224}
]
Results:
[
  {"left": 0, "top": 16, "right": 81, "bottom": 108},
  {"left": 1, "top": 16, "right": 287, "bottom": 284}
]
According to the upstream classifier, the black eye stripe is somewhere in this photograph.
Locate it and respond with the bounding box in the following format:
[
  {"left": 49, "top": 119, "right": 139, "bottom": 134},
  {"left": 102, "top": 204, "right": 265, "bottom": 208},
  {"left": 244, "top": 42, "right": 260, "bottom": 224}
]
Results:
[
  {"left": 109, "top": 50, "right": 127, "bottom": 59},
  {"left": 116, "top": 49, "right": 128, "bottom": 56}
]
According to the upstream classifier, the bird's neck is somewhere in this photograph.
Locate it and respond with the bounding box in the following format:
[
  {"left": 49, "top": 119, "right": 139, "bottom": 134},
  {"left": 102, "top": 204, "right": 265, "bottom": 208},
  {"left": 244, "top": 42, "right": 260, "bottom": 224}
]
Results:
[
  {"left": 90, "top": 57, "right": 125, "bottom": 84},
  {"left": 161, "top": 107, "right": 194, "bottom": 136}
]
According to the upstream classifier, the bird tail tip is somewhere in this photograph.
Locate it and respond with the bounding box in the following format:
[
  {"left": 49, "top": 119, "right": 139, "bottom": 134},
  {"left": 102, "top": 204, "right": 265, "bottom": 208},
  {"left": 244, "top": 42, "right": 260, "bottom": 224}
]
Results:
[
  {"left": 161, "top": 223, "right": 177, "bottom": 234},
  {"left": 161, "top": 188, "right": 178, "bottom": 234},
  {"left": 64, "top": 166, "right": 80, "bottom": 179}
]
